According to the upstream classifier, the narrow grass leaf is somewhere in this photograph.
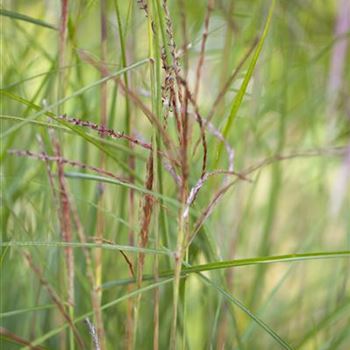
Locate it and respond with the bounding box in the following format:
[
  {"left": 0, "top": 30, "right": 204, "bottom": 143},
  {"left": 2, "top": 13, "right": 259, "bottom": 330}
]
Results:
[
  {"left": 100, "top": 250, "right": 350, "bottom": 288},
  {"left": 0, "top": 91, "right": 144, "bottom": 180},
  {"left": 1, "top": 115, "right": 146, "bottom": 160},
  {"left": 0, "top": 8, "right": 57, "bottom": 30},
  {"left": 64, "top": 172, "right": 182, "bottom": 209},
  {"left": 198, "top": 273, "right": 293, "bottom": 350},
  {"left": 23, "top": 278, "right": 174, "bottom": 349},
  {"left": 1, "top": 58, "right": 149, "bottom": 138},
  {"left": 0, "top": 304, "right": 57, "bottom": 318},
  {"left": 217, "top": 0, "right": 276, "bottom": 161},
  {"left": 0, "top": 241, "right": 172, "bottom": 256}
]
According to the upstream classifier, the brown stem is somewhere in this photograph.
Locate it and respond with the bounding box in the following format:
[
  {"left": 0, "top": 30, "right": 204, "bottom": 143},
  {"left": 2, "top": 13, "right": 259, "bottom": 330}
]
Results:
[
  {"left": 193, "top": 0, "right": 215, "bottom": 101},
  {"left": 0, "top": 327, "right": 46, "bottom": 350},
  {"left": 9, "top": 149, "right": 130, "bottom": 183}
]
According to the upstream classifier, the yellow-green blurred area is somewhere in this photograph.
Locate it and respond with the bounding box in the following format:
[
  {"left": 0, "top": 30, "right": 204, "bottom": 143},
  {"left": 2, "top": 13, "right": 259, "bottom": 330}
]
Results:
[{"left": 1, "top": 0, "right": 350, "bottom": 349}]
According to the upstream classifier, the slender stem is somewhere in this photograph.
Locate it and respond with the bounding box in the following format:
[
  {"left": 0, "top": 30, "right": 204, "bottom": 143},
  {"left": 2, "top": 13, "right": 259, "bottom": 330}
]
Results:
[
  {"left": 58, "top": 1, "right": 75, "bottom": 349},
  {"left": 193, "top": 0, "right": 215, "bottom": 101},
  {"left": 94, "top": 1, "right": 108, "bottom": 348}
]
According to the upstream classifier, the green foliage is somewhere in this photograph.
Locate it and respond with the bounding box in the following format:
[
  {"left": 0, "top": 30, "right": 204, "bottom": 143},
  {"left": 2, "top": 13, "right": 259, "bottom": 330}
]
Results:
[{"left": 1, "top": 0, "right": 349, "bottom": 349}]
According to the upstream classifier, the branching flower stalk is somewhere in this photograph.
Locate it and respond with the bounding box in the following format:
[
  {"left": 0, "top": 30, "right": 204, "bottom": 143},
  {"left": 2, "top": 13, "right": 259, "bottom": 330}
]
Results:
[
  {"left": 58, "top": 114, "right": 153, "bottom": 150},
  {"left": 57, "top": 114, "right": 179, "bottom": 170},
  {"left": 9, "top": 149, "right": 129, "bottom": 183},
  {"left": 77, "top": 50, "right": 180, "bottom": 173},
  {"left": 159, "top": 0, "right": 183, "bottom": 139},
  {"left": 190, "top": 146, "right": 348, "bottom": 243},
  {"left": 169, "top": 42, "right": 191, "bottom": 350},
  {"left": 153, "top": 1, "right": 211, "bottom": 346}
]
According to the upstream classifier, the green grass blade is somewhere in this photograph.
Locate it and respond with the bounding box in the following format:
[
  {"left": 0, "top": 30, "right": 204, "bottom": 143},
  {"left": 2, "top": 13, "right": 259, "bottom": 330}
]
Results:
[
  {"left": 0, "top": 8, "right": 57, "bottom": 30},
  {"left": 0, "top": 241, "right": 172, "bottom": 256},
  {"left": 296, "top": 298, "right": 350, "bottom": 348},
  {"left": 64, "top": 171, "right": 182, "bottom": 209},
  {"left": 198, "top": 273, "right": 293, "bottom": 350},
  {"left": 23, "top": 278, "right": 174, "bottom": 349},
  {"left": 217, "top": 0, "right": 276, "bottom": 161},
  {"left": 0, "top": 91, "right": 144, "bottom": 180},
  {"left": 100, "top": 251, "right": 350, "bottom": 288},
  {"left": 180, "top": 251, "right": 350, "bottom": 274},
  {"left": 0, "top": 304, "right": 57, "bottom": 318},
  {"left": 0, "top": 58, "right": 149, "bottom": 139},
  {"left": 1, "top": 115, "right": 146, "bottom": 160}
]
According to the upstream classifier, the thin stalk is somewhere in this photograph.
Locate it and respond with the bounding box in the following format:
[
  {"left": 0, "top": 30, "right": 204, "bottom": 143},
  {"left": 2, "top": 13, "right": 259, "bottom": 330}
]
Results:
[
  {"left": 193, "top": 0, "right": 215, "bottom": 101},
  {"left": 23, "top": 252, "right": 84, "bottom": 349},
  {"left": 53, "top": 135, "right": 76, "bottom": 350},
  {"left": 134, "top": 152, "right": 154, "bottom": 348},
  {"left": 58, "top": 0, "right": 68, "bottom": 106},
  {"left": 170, "top": 209, "right": 187, "bottom": 350},
  {"left": 218, "top": 1, "right": 235, "bottom": 91},
  {"left": 148, "top": 3, "right": 166, "bottom": 346},
  {"left": 58, "top": 1, "right": 75, "bottom": 348},
  {"left": 70, "top": 198, "right": 103, "bottom": 350},
  {"left": 114, "top": 1, "right": 135, "bottom": 347},
  {"left": 171, "top": 71, "right": 190, "bottom": 350},
  {"left": 249, "top": 10, "right": 285, "bottom": 309},
  {"left": 28, "top": 279, "right": 174, "bottom": 349},
  {"left": 178, "top": 0, "right": 189, "bottom": 78},
  {"left": 152, "top": 138, "right": 160, "bottom": 350},
  {"left": 181, "top": 249, "right": 189, "bottom": 350},
  {"left": 94, "top": 1, "right": 108, "bottom": 348}
]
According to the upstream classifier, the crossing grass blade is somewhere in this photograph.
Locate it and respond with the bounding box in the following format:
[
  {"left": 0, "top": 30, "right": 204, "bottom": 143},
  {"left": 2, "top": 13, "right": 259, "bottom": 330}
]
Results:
[
  {"left": 100, "top": 250, "right": 350, "bottom": 288},
  {"left": 0, "top": 304, "right": 58, "bottom": 319},
  {"left": 1, "top": 91, "right": 144, "bottom": 181},
  {"left": 0, "top": 58, "right": 149, "bottom": 138},
  {"left": 198, "top": 273, "right": 293, "bottom": 350},
  {"left": 217, "top": 0, "right": 276, "bottom": 162},
  {"left": 0, "top": 8, "right": 57, "bottom": 30},
  {"left": 22, "top": 278, "right": 174, "bottom": 349},
  {"left": 0, "top": 241, "right": 172, "bottom": 256}
]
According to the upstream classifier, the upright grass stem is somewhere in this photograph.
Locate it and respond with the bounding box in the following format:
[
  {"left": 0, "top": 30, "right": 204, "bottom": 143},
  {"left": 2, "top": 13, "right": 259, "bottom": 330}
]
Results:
[
  {"left": 114, "top": 1, "right": 136, "bottom": 348},
  {"left": 57, "top": 1, "right": 75, "bottom": 348},
  {"left": 145, "top": 4, "right": 162, "bottom": 349},
  {"left": 92, "top": 1, "right": 109, "bottom": 348},
  {"left": 193, "top": 0, "right": 215, "bottom": 101}
]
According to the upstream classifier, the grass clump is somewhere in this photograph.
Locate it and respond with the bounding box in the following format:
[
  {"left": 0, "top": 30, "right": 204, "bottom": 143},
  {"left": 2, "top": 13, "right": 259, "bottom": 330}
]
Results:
[{"left": 1, "top": 0, "right": 350, "bottom": 349}]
